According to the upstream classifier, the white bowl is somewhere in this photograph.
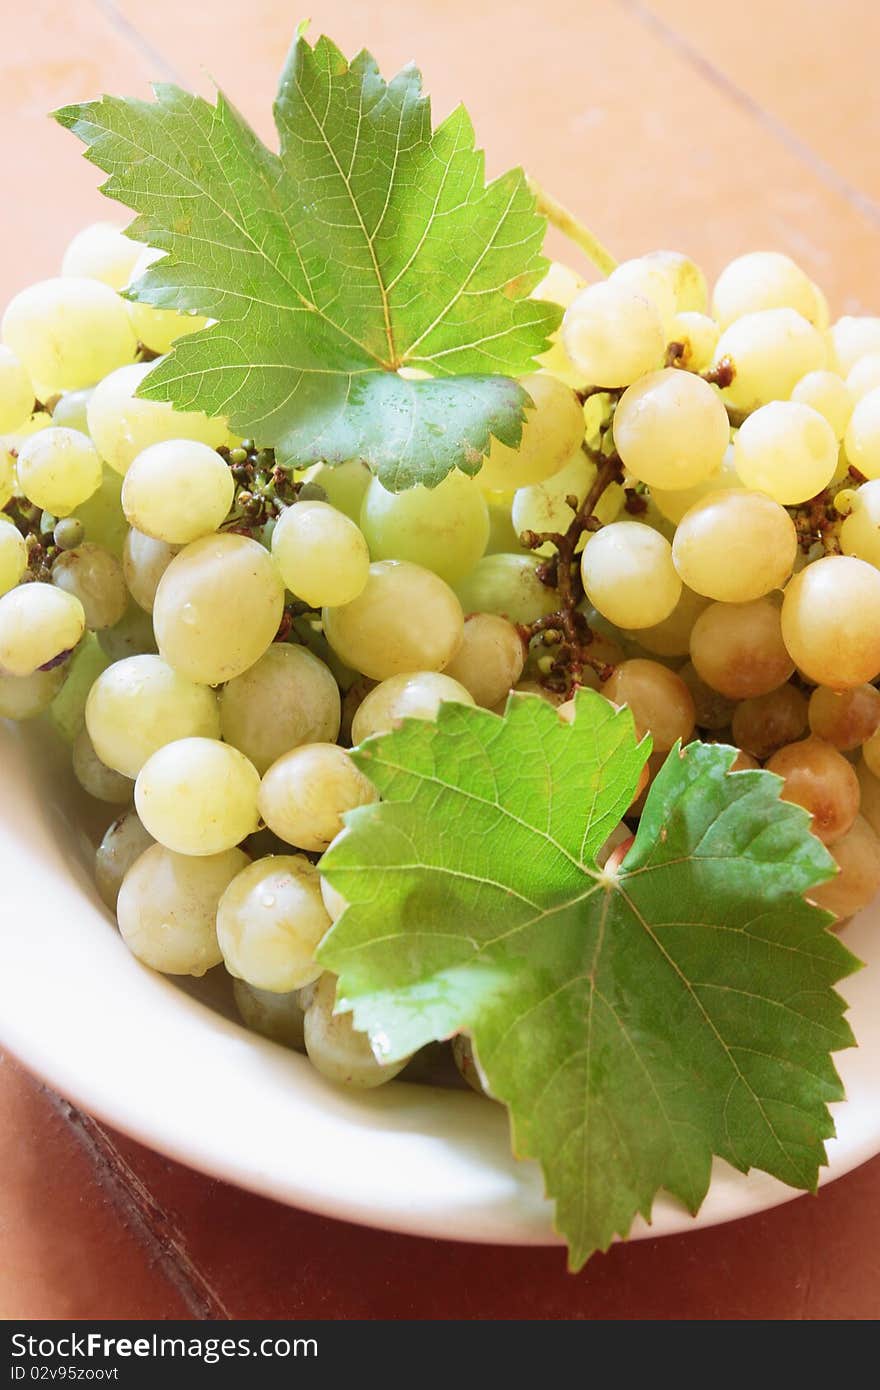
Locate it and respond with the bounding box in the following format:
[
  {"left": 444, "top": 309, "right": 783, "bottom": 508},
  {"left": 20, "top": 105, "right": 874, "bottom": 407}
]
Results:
[{"left": 1, "top": 717, "right": 879, "bottom": 1248}]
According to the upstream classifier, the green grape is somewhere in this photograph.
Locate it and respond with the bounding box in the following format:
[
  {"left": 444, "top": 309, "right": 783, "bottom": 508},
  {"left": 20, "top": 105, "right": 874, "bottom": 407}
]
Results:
[
  {"left": 2, "top": 277, "right": 136, "bottom": 391},
  {"left": 75, "top": 466, "right": 128, "bottom": 558},
  {"left": 712, "top": 251, "right": 825, "bottom": 328},
  {"left": 125, "top": 245, "right": 208, "bottom": 354},
  {"left": 714, "top": 308, "right": 827, "bottom": 413},
  {"left": 829, "top": 316, "right": 880, "bottom": 375},
  {"left": 86, "top": 654, "right": 221, "bottom": 777},
  {"left": 581, "top": 522, "right": 681, "bottom": 630},
  {"left": 52, "top": 543, "right": 129, "bottom": 631},
  {"left": 72, "top": 728, "right": 133, "bottom": 804},
  {"left": 0, "top": 345, "right": 34, "bottom": 433},
  {"left": 303, "top": 973, "right": 410, "bottom": 1088},
  {"left": 16, "top": 427, "right": 102, "bottom": 516},
  {"left": 0, "top": 665, "right": 68, "bottom": 720},
  {"left": 609, "top": 257, "right": 678, "bottom": 335},
  {"left": 95, "top": 811, "right": 155, "bottom": 910},
  {"left": 117, "top": 843, "right": 248, "bottom": 976},
  {"left": 781, "top": 555, "right": 880, "bottom": 688},
  {"left": 669, "top": 312, "right": 719, "bottom": 370},
  {"left": 121, "top": 439, "right": 234, "bottom": 544},
  {"left": 51, "top": 388, "right": 93, "bottom": 435},
  {"left": 533, "top": 261, "right": 587, "bottom": 388},
  {"left": 272, "top": 500, "right": 370, "bottom": 605},
  {"left": 135, "top": 736, "right": 261, "bottom": 855},
  {"left": 613, "top": 368, "right": 730, "bottom": 490},
  {"left": 651, "top": 443, "right": 741, "bottom": 524},
  {"left": 672, "top": 490, "right": 797, "bottom": 601},
  {"left": 219, "top": 644, "right": 341, "bottom": 774},
  {"left": 122, "top": 528, "right": 176, "bottom": 612},
  {"left": 61, "top": 221, "right": 143, "bottom": 290},
  {"left": 54, "top": 517, "right": 85, "bottom": 551},
  {"left": 627, "top": 585, "right": 709, "bottom": 658},
  {"left": 217, "top": 855, "right": 330, "bottom": 993},
  {"left": 844, "top": 387, "right": 880, "bottom": 478},
  {"left": 324, "top": 560, "right": 464, "bottom": 680},
  {"left": 350, "top": 670, "right": 475, "bottom": 743},
  {"left": 153, "top": 533, "right": 285, "bottom": 685},
  {"left": 483, "top": 491, "right": 522, "bottom": 555},
  {"left": 642, "top": 250, "right": 709, "bottom": 313},
  {"left": 846, "top": 353, "right": 880, "bottom": 403},
  {"left": 47, "top": 633, "right": 110, "bottom": 743},
  {"left": 443, "top": 613, "right": 526, "bottom": 707},
  {"left": 562, "top": 281, "right": 664, "bottom": 387},
  {"left": 791, "top": 370, "right": 853, "bottom": 440},
  {"left": 87, "top": 362, "right": 227, "bottom": 475},
  {"left": 511, "top": 451, "right": 622, "bottom": 557},
  {"left": 476, "top": 374, "right": 585, "bottom": 490},
  {"left": 232, "top": 979, "right": 306, "bottom": 1052},
  {"left": 0, "top": 520, "right": 26, "bottom": 596},
  {"left": 840, "top": 479, "right": 880, "bottom": 565},
  {"left": 359, "top": 471, "right": 489, "bottom": 584},
  {"left": 0, "top": 582, "right": 84, "bottom": 677},
  {"left": 259, "top": 744, "right": 377, "bottom": 851},
  {"left": 97, "top": 602, "right": 158, "bottom": 663},
  {"left": 300, "top": 459, "right": 371, "bottom": 521},
  {"left": 733, "top": 401, "right": 837, "bottom": 504},
  {"left": 455, "top": 553, "right": 559, "bottom": 625}
]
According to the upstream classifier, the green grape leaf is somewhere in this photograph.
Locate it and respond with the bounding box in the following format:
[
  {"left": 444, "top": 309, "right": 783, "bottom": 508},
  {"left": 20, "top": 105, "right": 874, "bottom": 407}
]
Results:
[
  {"left": 54, "top": 32, "right": 561, "bottom": 491},
  {"left": 318, "top": 690, "right": 860, "bottom": 1270}
]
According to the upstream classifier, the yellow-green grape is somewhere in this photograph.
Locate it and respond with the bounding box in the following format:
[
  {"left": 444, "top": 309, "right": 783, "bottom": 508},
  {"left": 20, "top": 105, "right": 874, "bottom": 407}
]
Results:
[
  {"left": 562, "top": 281, "right": 664, "bottom": 387},
  {"left": 442, "top": 613, "right": 525, "bottom": 706},
  {"left": 232, "top": 979, "right": 306, "bottom": 1051},
  {"left": 672, "top": 490, "right": 797, "bottom": 601},
  {"left": 122, "top": 528, "right": 176, "bottom": 612},
  {"left": 75, "top": 466, "right": 127, "bottom": 558},
  {"left": 714, "top": 309, "right": 827, "bottom": 413},
  {"left": 733, "top": 401, "right": 837, "bottom": 504},
  {"left": 809, "top": 815, "right": 880, "bottom": 922},
  {"left": 125, "top": 246, "right": 208, "bottom": 353},
  {"left": 613, "top": 368, "right": 730, "bottom": 491},
  {"left": 16, "top": 427, "right": 102, "bottom": 516},
  {"left": 651, "top": 443, "right": 741, "bottom": 525},
  {"left": 608, "top": 257, "right": 677, "bottom": 335},
  {"left": 300, "top": 459, "right": 371, "bottom": 522},
  {"left": 52, "top": 387, "right": 93, "bottom": 435},
  {"left": 845, "top": 353, "right": 880, "bottom": 403},
  {"left": 51, "top": 544, "right": 128, "bottom": 631},
  {"left": 2, "top": 277, "right": 136, "bottom": 391},
  {"left": 581, "top": 522, "right": 681, "bottom": 630},
  {"left": 219, "top": 644, "right": 341, "bottom": 775},
  {"left": 217, "top": 855, "right": 329, "bottom": 993},
  {"left": 135, "top": 736, "right": 260, "bottom": 855},
  {"left": 121, "top": 439, "right": 234, "bottom": 544},
  {"left": 857, "top": 758, "right": 880, "bottom": 838},
  {"left": 259, "top": 744, "right": 377, "bottom": 851},
  {"left": 511, "top": 452, "right": 622, "bottom": 557},
  {"left": 0, "top": 582, "right": 84, "bottom": 677},
  {"left": 602, "top": 658, "right": 695, "bottom": 751},
  {"left": 359, "top": 472, "right": 489, "bottom": 585},
  {"left": 0, "top": 445, "right": 14, "bottom": 509},
  {"left": 533, "top": 262, "right": 587, "bottom": 388},
  {"left": 642, "top": 250, "right": 709, "bottom": 314},
  {"left": 844, "top": 387, "right": 880, "bottom": 478},
  {"left": 712, "top": 251, "right": 825, "bottom": 328},
  {"left": 0, "top": 345, "right": 34, "bottom": 433},
  {"left": 117, "top": 843, "right": 248, "bottom": 976},
  {"left": 0, "top": 665, "right": 67, "bottom": 720},
  {"left": 86, "top": 654, "right": 221, "bottom": 778},
  {"left": 323, "top": 560, "right": 463, "bottom": 681},
  {"left": 628, "top": 585, "right": 709, "bottom": 658},
  {"left": 476, "top": 374, "right": 584, "bottom": 491},
  {"left": 350, "top": 670, "right": 475, "bottom": 743},
  {"left": 765, "top": 736, "right": 860, "bottom": 846},
  {"left": 87, "top": 362, "right": 227, "bottom": 475},
  {"left": 97, "top": 602, "right": 158, "bottom": 663},
  {"left": 840, "top": 480, "right": 880, "bottom": 566},
  {"left": 0, "top": 521, "right": 26, "bottom": 596},
  {"left": 153, "top": 533, "right": 285, "bottom": 685},
  {"left": 690, "top": 597, "right": 794, "bottom": 699},
  {"left": 731, "top": 684, "right": 808, "bottom": 761},
  {"left": 791, "top": 370, "right": 853, "bottom": 440},
  {"left": 303, "top": 973, "right": 410, "bottom": 1088},
  {"left": 61, "top": 222, "right": 143, "bottom": 290},
  {"left": 829, "top": 316, "right": 880, "bottom": 375},
  {"left": 95, "top": 812, "right": 155, "bottom": 911},
  {"left": 809, "top": 683, "right": 880, "bottom": 752},
  {"left": 72, "top": 728, "right": 133, "bottom": 804},
  {"left": 781, "top": 555, "right": 880, "bottom": 688},
  {"left": 272, "top": 500, "right": 370, "bottom": 606},
  {"left": 484, "top": 491, "right": 522, "bottom": 555},
  {"left": 47, "top": 634, "right": 108, "bottom": 742},
  {"left": 455, "top": 553, "right": 559, "bottom": 625},
  {"left": 670, "top": 312, "right": 719, "bottom": 370}
]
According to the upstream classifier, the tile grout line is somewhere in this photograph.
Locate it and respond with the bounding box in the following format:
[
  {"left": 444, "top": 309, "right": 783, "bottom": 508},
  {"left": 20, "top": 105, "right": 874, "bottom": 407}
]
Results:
[
  {"left": 89, "top": 0, "right": 185, "bottom": 85},
  {"left": 618, "top": 0, "right": 880, "bottom": 233},
  {"left": 42, "top": 1086, "right": 233, "bottom": 1321}
]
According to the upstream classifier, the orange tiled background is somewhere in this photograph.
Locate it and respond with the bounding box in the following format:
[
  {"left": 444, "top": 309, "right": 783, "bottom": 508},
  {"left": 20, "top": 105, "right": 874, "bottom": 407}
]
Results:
[{"left": 2, "top": 0, "right": 880, "bottom": 1320}]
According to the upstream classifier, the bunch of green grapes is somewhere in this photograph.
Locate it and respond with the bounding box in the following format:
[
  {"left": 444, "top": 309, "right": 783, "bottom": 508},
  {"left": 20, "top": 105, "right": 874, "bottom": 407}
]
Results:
[{"left": 4, "top": 222, "right": 880, "bottom": 1097}]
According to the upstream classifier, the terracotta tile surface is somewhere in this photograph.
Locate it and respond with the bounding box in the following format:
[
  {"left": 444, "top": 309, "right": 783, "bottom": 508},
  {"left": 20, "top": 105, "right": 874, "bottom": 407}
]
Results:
[{"left": 2, "top": 0, "right": 880, "bottom": 1321}]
